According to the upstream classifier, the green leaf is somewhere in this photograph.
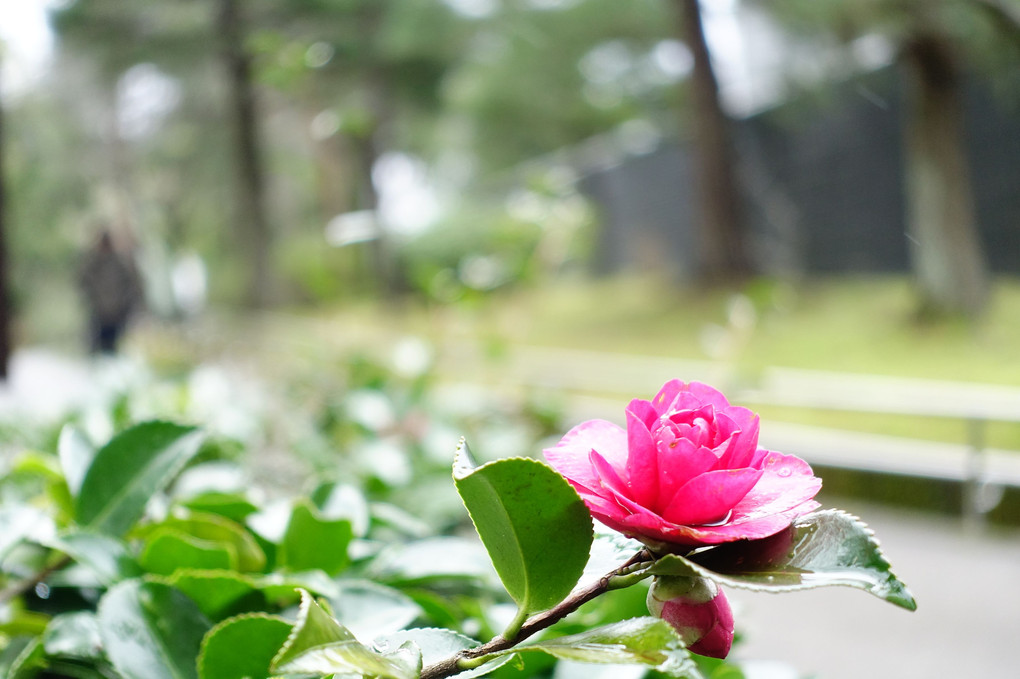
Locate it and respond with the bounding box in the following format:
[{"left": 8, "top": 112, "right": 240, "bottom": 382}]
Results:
[
  {"left": 499, "top": 618, "right": 700, "bottom": 678},
  {"left": 275, "top": 639, "right": 422, "bottom": 679},
  {"left": 76, "top": 422, "right": 205, "bottom": 537},
  {"left": 42, "top": 612, "right": 103, "bottom": 660},
  {"left": 368, "top": 536, "right": 497, "bottom": 586},
  {"left": 329, "top": 579, "right": 423, "bottom": 640},
  {"left": 58, "top": 424, "right": 95, "bottom": 498},
  {"left": 96, "top": 579, "right": 212, "bottom": 679},
  {"left": 48, "top": 531, "right": 142, "bottom": 585},
  {"left": 136, "top": 511, "right": 266, "bottom": 573},
  {"left": 180, "top": 493, "right": 259, "bottom": 524},
  {"left": 165, "top": 570, "right": 257, "bottom": 620},
  {"left": 255, "top": 570, "right": 340, "bottom": 604},
  {"left": 271, "top": 588, "right": 357, "bottom": 669},
  {"left": 0, "top": 506, "right": 54, "bottom": 563},
  {"left": 139, "top": 529, "right": 237, "bottom": 576},
  {"left": 5, "top": 637, "right": 46, "bottom": 679},
  {"left": 453, "top": 439, "right": 593, "bottom": 618},
  {"left": 650, "top": 510, "right": 917, "bottom": 611},
  {"left": 197, "top": 613, "right": 292, "bottom": 679},
  {"left": 278, "top": 500, "right": 353, "bottom": 576},
  {"left": 378, "top": 628, "right": 515, "bottom": 678},
  {"left": 270, "top": 589, "right": 421, "bottom": 679}
]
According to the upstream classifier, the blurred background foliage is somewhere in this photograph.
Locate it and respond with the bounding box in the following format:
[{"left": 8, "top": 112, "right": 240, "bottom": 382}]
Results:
[{"left": 1, "top": 0, "right": 1019, "bottom": 437}]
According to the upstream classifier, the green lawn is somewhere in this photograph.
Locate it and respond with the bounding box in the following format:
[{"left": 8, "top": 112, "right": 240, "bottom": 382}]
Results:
[{"left": 132, "top": 274, "right": 1020, "bottom": 450}]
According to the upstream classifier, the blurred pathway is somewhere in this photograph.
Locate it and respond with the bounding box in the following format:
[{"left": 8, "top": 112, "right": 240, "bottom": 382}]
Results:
[{"left": 731, "top": 499, "right": 1020, "bottom": 679}]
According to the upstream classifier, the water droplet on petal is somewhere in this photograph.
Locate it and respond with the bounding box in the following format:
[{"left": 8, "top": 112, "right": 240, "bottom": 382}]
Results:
[
  {"left": 778, "top": 467, "right": 792, "bottom": 478},
  {"left": 699, "top": 510, "right": 733, "bottom": 527}
]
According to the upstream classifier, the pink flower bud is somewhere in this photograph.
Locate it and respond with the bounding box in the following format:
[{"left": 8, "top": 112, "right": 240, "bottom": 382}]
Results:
[{"left": 647, "top": 575, "right": 734, "bottom": 659}]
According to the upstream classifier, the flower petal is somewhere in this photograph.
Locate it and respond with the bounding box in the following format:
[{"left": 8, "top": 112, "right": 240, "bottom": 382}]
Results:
[
  {"left": 661, "top": 468, "right": 763, "bottom": 526},
  {"left": 625, "top": 408, "right": 659, "bottom": 506},
  {"left": 543, "top": 419, "right": 627, "bottom": 490},
  {"left": 715, "top": 411, "right": 760, "bottom": 469},
  {"left": 651, "top": 380, "right": 686, "bottom": 414},
  {"left": 655, "top": 439, "right": 719, "bottom": 510},
  {"left": 730, "top": 451, "right": 822, "bottom": 521}
]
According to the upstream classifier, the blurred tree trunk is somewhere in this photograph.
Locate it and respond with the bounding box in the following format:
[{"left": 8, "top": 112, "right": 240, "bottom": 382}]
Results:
[
  {"left": 0, "top": 66, "right": 11, "bottom": 379},
  {"left": 676, "top": 0, "right": 751, "bottom": 283},
  {"left": 352, "top": 5, "right": 397, "bottom": 298},
  {"left": 218, "top": 0, "right": 273, "bottom": 307},
  {"left": 902, "top": 31, "right": 989, "bottom": 318}
]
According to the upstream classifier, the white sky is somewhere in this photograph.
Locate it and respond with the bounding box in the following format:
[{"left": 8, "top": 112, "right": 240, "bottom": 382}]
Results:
[{"left": 0, "top": 0, "right": 55, "bottom": 95}]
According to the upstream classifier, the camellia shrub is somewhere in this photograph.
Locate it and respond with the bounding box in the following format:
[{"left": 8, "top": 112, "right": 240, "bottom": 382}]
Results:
[{"left": 0, "top": 379, "right": 914, "bottom": 679}]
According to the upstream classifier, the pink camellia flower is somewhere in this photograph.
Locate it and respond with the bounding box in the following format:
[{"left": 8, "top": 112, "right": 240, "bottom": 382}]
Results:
[
  {"left": 646, "top": 575, "right": 734, "bottom": 659},
  {"left": 543, "top": 379, "right": 821, "bottom": 548}
]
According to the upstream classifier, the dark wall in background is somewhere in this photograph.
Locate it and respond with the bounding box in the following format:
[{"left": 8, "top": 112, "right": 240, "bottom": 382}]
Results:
[{"left": 581, "top": 68, "right": 1020, "bottom": 278}]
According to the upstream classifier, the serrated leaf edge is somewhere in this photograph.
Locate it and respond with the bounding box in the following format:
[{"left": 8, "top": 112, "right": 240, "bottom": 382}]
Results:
[
  {"left": 197, "top": 612, "right": 292, "bottom": 679},
  {"left": 668, "top": 509, "right": 917, "bottom": 610}
]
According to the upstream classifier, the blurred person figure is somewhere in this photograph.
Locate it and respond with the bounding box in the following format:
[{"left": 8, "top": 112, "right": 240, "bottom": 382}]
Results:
[{"left": 78, "top": 229, "right": 143, "bottom": 354}]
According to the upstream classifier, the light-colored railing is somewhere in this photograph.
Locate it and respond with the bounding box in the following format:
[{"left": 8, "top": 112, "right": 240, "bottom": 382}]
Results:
[{"left": 437, "top": 343, "right": 1020, "bottom": 523}]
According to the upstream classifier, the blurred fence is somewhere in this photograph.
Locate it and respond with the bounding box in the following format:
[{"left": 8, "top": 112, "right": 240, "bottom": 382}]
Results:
[
  {"left": 437, "top": 342, "right": 1020, "bottom": 527},
  {"left": 580, "top": 66, "right": 1020, "bottom": 278}
]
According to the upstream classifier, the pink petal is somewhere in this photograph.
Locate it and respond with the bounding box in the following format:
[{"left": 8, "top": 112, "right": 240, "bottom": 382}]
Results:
[
  {"left": 715, "top": 414, "right": 760, "bottom": 469},
  {"left": 589, "top": 449, "right": 631, "bottom": 498},
  {"left": 625, "top": 409, "right": 659, "bottom": 506},
  {"left": 627, "top": 398, "right": 659, "bottom": 430},
  {"left": 684, "top": 381, "right": 731, "bottom": 407},
  {"left": 661, "top": 468, "right": 763, "bottom": 526},
  {"left": 655, "top": 439, "right": 719, "bottom": 509},
  {"left": 730, "top": 451, "right": 822, "bottom": 521},
  {"left": 543, "top": 420, "right": 627, "bottom": 490},
  {"left": 651, "top": 380, "right": 686, "bottom": 414}
]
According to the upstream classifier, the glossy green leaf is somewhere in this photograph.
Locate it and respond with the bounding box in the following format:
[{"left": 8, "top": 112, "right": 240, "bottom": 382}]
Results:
[
  {"left": 5, "top": 637, "right": 46, "bottom": 679},
  {"left": 76, "top": 422, "right": 205, "bottom": 537},
  {"left": 369, "top": 536, "right": 497, "bottom": 585},
  {"left": 139, "top": 529, "right": 236, "bottom": 576},
  {"left": 96, "top": 579, "right": 212, "bottom": 679},
  {"left": 180, "top": 493, "right": 259, "bottom": 524},
  {"left": 650, "top": 510, "right": 917, "bottom": 611},
  {"left": 329, "top": 579, "right": 423, "bottom": 640},
  {"left": 498, "top": 617, "right": 700, "bottom": 678},
  {"left": 271, "top": 588, "right": 357, "bottom": 670},
  {"left": 58, "top": 424, "right": 95, "bottom": 498},
  {"left": 311, "top": 482, "right": 371, "bottom": 537},
  {"left": 255, "top": 570, "right": 341, "bottom": 604},
  {"left": 165, "top": 570, "right": 257, "bottom": 620},
  {"left": 271, "top": 590, "right": 422, "bottom": 679},
  {"left": 275, "top": 640, "right": 422, "bottom": 679},
  {"left": 197, "top": 613, "right": 292, "bottom": 679},
  {"left": 278, "top": 500, "right": 352, "bottom": 576},
  {"left": 0, "top": 506, "right": 54, "bottom": 562},
  {"left": 48, "top": 532, "right": 141, "bottom": 585},
  {"left": 378, "top": 628, "right": 515, "bottom": 678},
  {"left": 42, "top": 612, "right": 103, "bottom": 660},
  {"left": 137, "top": 511, "right": 266, "bottom": 573},
  {"left": 453, "top": 440, "right": 593, "bottom": 616}
]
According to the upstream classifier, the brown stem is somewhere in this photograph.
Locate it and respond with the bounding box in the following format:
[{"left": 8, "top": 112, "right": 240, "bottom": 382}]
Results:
[
  {"left": 419, "top": 549, "right": 654, "bottom": 679},
  {"left": 0, "top": 555, "right": 72, "bottom": 606}
]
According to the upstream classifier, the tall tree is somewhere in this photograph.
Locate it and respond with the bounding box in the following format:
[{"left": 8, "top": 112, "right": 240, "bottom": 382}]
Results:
[
  {"left": 674, "top": 0, "right": 751, "bottom": 283},
  {"left": 901, "top": 26, "right": 987, "bottom": 317},
  {"left": 218, "top": 0, "right": 273, "bottom": 307},
  {"left": 0, "top": 61, "right": 12, "bottom": 379},
  {"left": 767, "top": 0, "right": 1020, "bottom": 317}
]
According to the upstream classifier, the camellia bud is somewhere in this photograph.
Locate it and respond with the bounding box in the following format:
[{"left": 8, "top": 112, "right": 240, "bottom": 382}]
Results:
[{"left": 646, "top": 575, "right": 734, "bottom": 659}]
